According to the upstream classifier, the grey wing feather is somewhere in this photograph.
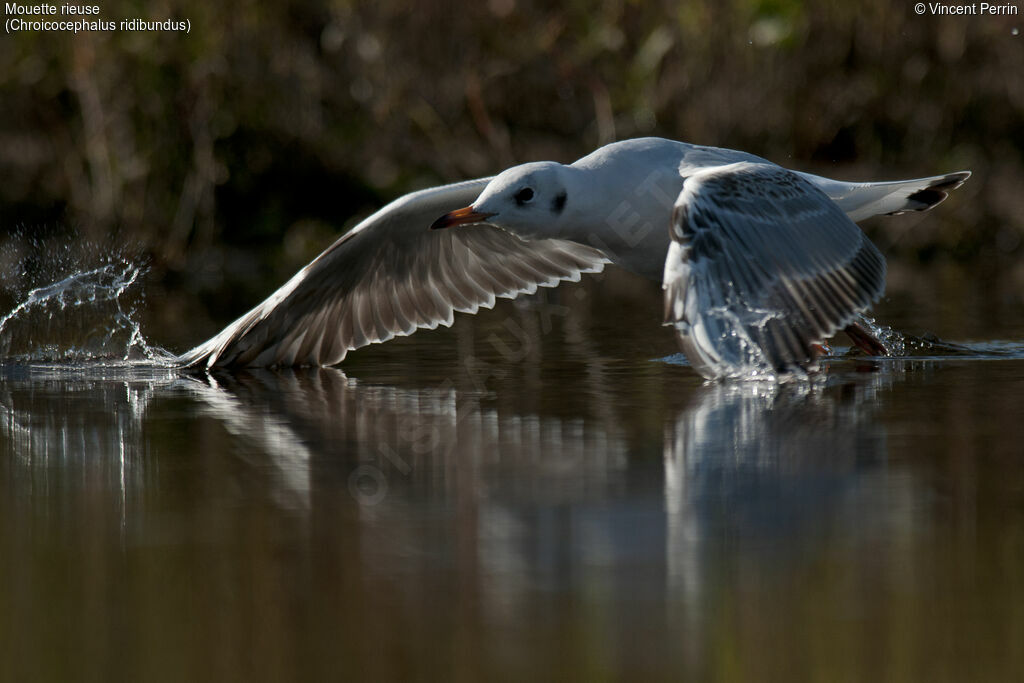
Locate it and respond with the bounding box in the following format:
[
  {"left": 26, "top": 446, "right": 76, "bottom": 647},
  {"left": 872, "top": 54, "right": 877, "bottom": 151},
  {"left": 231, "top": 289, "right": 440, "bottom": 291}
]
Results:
[
  {"left": 664, "top": 162, "right": 886, "bottom": 378},
  {"left": 181, "top": 178, "right": 609, "bottom": 368}
]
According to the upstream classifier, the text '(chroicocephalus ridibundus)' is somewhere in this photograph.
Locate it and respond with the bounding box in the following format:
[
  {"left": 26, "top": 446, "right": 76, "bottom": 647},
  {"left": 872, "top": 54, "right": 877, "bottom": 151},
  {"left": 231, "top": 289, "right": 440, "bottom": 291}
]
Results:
[{"left": 181, "top": 138, "right": 969, "bottom": 376}]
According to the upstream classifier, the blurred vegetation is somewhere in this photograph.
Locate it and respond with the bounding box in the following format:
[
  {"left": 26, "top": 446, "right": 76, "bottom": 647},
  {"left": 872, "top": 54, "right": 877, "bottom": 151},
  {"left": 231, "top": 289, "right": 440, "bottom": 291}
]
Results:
[{"left": 1, "top": 0, "right": 1022, "bottom": 329}]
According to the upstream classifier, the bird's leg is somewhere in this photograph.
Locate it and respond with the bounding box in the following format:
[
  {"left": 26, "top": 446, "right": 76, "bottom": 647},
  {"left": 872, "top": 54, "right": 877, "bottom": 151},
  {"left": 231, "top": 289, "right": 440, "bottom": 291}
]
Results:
[{"left": 844, "top": 321, "right": 889, "bottom": 356}]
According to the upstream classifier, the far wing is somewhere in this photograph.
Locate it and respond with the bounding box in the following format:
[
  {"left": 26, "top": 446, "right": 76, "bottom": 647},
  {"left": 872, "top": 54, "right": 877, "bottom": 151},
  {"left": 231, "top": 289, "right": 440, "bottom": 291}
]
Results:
[
  {"left": 181, "top": 178, "right": 609, "bottom": 368},
  {"left": 663, "top": 162, "right": 885, "bottom": 378}
]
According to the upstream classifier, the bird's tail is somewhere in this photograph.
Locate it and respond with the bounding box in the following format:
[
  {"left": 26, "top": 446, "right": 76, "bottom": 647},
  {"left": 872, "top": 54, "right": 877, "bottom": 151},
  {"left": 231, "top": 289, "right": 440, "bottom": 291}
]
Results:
[{"left": 799, "top": 170, "right": 971, "bottom": 222}]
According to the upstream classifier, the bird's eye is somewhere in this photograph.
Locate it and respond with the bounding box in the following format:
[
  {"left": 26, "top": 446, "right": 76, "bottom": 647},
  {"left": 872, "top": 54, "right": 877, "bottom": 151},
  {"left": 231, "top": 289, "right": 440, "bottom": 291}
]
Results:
[{"left": 514, "top": 187, "right": 535, "bottom": 205}]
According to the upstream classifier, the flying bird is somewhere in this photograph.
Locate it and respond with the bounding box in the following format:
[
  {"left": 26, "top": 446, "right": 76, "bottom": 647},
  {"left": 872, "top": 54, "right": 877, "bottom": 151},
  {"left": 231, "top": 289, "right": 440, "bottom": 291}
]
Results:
[{"left": 180, "top": 138, "right": 969, "bottom": 377}]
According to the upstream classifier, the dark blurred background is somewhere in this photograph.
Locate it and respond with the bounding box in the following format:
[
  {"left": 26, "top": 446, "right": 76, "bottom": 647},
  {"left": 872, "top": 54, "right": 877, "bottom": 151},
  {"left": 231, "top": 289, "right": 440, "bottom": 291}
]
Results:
[{"left": 1, "top": 0, "right": 1022, "bottom": 349}]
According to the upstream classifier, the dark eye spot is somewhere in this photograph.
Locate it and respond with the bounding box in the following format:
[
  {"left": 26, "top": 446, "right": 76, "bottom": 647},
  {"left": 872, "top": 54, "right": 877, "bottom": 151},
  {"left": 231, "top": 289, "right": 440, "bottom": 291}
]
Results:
[
  {"left": 551, "top": 191, "right": 567, "bottom": 214},
  {"left": 514, "top": 187, "right": 535, "bottom": 205}
]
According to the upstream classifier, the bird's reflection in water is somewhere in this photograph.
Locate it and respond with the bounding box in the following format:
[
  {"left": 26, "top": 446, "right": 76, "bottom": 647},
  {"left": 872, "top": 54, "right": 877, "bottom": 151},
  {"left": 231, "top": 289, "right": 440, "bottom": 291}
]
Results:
[
  {"left": 0, "top": 361, "right": 910, "bottom": 550},
  {"left": 176, "top": 367, "right": 636, "bottom": 626},
  {"left": 662, "top": 369, "right": 907, "bottom": 665},
  {"left": 179, "top": 367, "right": 632, "bottom": 509},
  {"left": 0, "top": 362, "right": 633, "bottom": 513},
  {"left": 0, "top": 360, "right": 912, "bottom": 531},
  {"left": 0, "top": 357, "right": 929, "bottom": 677}
]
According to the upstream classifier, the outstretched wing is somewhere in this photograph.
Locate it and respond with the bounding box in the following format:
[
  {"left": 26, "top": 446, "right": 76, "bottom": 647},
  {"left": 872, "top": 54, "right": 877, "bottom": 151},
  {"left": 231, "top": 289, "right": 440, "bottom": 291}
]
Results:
[
  {"left": 182, "top": 178, "right": 609, "bottom": 368},
  {"left": 663, "top": 162, "right": 885, "bottom": 379}
]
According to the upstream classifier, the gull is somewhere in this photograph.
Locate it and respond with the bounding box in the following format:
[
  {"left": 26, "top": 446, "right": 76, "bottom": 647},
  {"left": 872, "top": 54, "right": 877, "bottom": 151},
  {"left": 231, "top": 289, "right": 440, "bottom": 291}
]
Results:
[{"left": 180, "top": 138, "right": 969, "bottom": 374}]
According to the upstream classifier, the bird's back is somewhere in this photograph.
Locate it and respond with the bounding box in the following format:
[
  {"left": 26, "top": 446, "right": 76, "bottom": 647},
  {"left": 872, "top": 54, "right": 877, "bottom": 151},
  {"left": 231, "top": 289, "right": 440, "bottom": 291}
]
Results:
[{"left": 566, "top": 139, "right": 770, "bottom": 280}]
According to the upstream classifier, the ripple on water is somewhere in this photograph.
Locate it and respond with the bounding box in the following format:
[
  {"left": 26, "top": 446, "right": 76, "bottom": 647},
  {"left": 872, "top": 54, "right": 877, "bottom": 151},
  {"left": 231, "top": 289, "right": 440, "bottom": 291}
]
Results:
[{"left": 656, "top": 337, "right": 1024, "bottom": 380}]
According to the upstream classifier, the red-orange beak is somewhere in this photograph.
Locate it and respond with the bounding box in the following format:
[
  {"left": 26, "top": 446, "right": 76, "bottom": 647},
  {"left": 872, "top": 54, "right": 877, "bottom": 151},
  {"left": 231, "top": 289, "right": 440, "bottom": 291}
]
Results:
[{"left": 430, "top": 206, "right": 496, "bottom": 230}]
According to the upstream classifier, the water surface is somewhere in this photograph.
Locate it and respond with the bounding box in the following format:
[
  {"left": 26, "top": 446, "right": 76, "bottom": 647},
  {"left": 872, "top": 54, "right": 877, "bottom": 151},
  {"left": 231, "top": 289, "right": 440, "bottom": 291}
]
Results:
[{"left": 1, "top": 267, "right": 1024, "bottom": 681}]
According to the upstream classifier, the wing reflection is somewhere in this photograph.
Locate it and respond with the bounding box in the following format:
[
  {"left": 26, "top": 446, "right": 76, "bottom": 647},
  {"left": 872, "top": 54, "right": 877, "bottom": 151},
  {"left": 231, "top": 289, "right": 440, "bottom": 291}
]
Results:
[
  {"left": 0, "top": 363, "right": 634, "bottom": 515},
  {"left": 663, "top": 372, "right": 898, "bottom": 653},
  {"left": 665, "top": 376, "right": 891, "bottom": 504},
  {"left": 176, "top": 368, "right": 632, "bottom": 513}
]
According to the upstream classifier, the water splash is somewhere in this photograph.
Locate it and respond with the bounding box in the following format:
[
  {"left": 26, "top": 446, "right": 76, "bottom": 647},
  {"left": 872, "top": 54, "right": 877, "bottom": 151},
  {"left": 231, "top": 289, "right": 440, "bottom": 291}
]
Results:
[
  {"left": 0, "top": 259, "right": 175, "bottom": 365},
  {"left": 659, "top": 312, "right": 1024, "bottom": 380},
  {"left": 854, "top": 315, "right": 1016, "bottom": 359},
  {"left": 856, "top": 315, "right": 909, "bottom": 356}
]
